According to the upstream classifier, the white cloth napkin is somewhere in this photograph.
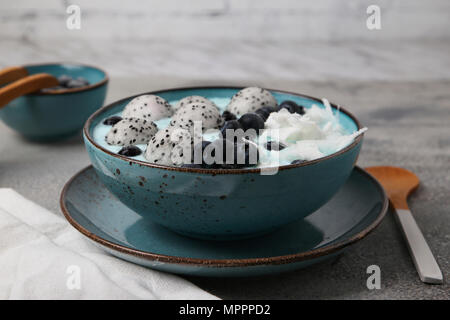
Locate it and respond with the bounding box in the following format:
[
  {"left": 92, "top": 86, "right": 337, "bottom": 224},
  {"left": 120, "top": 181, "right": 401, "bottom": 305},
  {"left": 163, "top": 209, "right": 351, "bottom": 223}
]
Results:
[{"left": 0, "top": 188, "right": 217, "bottom": 300}]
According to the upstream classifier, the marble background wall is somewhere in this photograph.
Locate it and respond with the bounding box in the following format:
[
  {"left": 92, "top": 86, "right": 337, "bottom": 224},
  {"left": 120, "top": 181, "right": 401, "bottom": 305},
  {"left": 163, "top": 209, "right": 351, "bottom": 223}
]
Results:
[{"left": 1, "top": 0, "right": 449, "bottom": 80}]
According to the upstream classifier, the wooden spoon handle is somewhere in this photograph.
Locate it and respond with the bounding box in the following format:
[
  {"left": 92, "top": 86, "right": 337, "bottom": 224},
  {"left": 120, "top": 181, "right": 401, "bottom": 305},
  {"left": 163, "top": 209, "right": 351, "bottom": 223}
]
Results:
[
  {"left": 0, "top": 66, "right": 29, "bottom": 86},
  {"left": 394, "top": 209, "right": 443, "bottom": 284},
  {"left": 0, "top": 73, "right": 59, "bottom": 109}
]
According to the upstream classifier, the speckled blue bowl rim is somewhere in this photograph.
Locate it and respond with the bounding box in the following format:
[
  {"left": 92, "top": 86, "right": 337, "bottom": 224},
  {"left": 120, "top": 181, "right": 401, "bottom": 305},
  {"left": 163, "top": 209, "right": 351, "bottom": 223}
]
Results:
[
  {"left": 60, "top": 165, "right": 388, "bottom": 268},
  {"left": 83, "top": 86, "right": 364, "bottom": 174},
  {"left": 22, "top": 62, "right": 109, "bottom": 95}
]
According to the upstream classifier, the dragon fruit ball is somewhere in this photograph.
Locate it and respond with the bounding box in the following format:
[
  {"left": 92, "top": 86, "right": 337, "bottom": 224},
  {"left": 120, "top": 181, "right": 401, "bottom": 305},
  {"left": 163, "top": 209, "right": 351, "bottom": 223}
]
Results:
[
  {"left": 122, "top": 95, "right": 173, "bottom": 121},
  {"left": 170, "top": 99, "right": 223, "bottom": 132},
  {"left": 226, "top": 87, "right": 278, "bottom": 116},
  {"left": 105, "top": 118, "right": 158, "bottom": 146},
  {"left": 173, "top": 95, "right": 217, "bottom": 111},
  {"left": 145, "top": 127, "right": 201, "bottom": 166}
]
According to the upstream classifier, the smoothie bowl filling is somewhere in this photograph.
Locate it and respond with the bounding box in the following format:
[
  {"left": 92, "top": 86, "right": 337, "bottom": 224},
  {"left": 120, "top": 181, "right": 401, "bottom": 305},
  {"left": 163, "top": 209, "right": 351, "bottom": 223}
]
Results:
[{"left": 93, "top": 87, "right": 367, "bottom": 170}]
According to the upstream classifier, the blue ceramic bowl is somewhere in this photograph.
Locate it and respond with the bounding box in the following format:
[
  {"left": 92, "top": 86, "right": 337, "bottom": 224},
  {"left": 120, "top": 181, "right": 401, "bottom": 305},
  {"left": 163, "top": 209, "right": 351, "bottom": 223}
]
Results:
[
  {"left": 0, "top": 63, "right": 108, "bottom": 141},
  {"left": 83, "top": 87, "right": 364, "bottom": 240}
]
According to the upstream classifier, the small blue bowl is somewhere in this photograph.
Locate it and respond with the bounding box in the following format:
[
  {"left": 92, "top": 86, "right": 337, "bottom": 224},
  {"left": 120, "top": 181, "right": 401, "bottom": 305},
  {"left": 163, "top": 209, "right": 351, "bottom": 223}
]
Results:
[
  {"left": 83, "top": 87, "right": 364, "bottom": 240},
  {"left": 0, "top": 63, "right": 108, "bottom": 141}
]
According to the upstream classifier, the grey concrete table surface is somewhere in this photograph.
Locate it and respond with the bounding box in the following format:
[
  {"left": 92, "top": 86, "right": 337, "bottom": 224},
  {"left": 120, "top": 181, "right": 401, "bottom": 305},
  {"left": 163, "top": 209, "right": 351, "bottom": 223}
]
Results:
[{"left": 0, "top": 78, "right": 448, "bottom": 299}]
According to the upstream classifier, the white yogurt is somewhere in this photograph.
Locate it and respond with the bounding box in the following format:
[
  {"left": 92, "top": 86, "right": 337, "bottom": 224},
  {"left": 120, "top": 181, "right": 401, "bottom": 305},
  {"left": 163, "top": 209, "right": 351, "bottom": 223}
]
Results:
[{"left": 258, "top": 101, "right": 367, "bottom": 166}]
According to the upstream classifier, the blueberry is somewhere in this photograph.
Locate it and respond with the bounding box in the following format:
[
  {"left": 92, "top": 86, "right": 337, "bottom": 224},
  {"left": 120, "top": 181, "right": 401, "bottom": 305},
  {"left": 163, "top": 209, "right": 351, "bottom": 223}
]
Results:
[
  {"left": 238, "top": 113, "right": 265, "bottom": 132},
  {"left": 222, "top": 110, "right": 237, "bottom": 122},
  {"left": 57, "top": 74, "right": 72, "bottom": 86},
  {"left": 57, "top": 75, "right": 90, "bottom": 88},
  {"left": 103, "top": 116, "right": 123, "bottom": 125},
  {"left": 255, "top": 109, "right": 270, "bottom": 121},
  {"left": 221, "top": 119, "right": 242, "bottom": 131},
  {"left": 255, "top": 106, "right": 278, "bottom": 121},
  {"left": 279, "top": 100, "right": 305, "bottom": 115},
  {"left": 291, "top": 159, "right": 307, "bottom": 165},
  {"left": 220, "top": 120, "right": 243, "bottom": 141},
  {"left": 118, "top": 145, "right": 142, "bottom": 157},
  {"left": 264, "top": 141, "right": 286, "bottom": 151}
]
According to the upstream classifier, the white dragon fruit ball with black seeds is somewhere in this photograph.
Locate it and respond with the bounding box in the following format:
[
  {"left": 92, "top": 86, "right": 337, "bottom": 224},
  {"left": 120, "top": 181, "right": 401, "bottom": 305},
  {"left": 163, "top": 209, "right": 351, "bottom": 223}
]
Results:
[
  {"left": 226, "top": 87, "right": 278, "bottom": 116},
  {"left": 144, "top": 128, "right": 172, "bottom": 165},
  {"left": 174, "top": 96, "right": 218, "bottom": 111},
  {"left": 106, "top": 118, "right": 158, "bottom": 146},
  {"left": 145, "top": 127, "right": 201, "bottom": 166},
  {"left": 170, "top": 100, "right": 224, "bottom": 132},
  {"left": 122, "top": 95, "right": 173, "bottom": 122}
]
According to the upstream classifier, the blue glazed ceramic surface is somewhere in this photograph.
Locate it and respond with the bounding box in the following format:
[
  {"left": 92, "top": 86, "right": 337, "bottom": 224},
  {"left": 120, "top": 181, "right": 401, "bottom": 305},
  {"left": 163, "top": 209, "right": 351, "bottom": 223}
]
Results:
[
  {"left": 0, "top": 63, "right": 108, "bottom": 141},
  {"left": 83, "top": 87, "right": 364, "bottom": 240},
  {"left": 60, "top": 166, "right": 388, "bottom": 277}
]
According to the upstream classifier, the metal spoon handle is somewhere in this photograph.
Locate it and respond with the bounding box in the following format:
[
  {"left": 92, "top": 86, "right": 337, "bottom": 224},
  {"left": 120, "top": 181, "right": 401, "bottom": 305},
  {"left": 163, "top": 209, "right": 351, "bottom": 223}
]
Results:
[{"left": 395, "top": 209, "right": 443, "bottom": 284}]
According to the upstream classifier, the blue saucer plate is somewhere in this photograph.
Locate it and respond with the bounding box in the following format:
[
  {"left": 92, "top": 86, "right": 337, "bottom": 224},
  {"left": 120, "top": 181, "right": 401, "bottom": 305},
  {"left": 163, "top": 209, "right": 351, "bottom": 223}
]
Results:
[{"left": 60, "top": 166, "right": 388, "bottom": 277}]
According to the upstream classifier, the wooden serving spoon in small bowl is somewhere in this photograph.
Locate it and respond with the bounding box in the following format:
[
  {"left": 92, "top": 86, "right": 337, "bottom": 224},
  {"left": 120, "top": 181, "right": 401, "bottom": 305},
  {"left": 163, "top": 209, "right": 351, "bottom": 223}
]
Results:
[
  {"left": 0, "top": 63, "right": 108, "bottom": 141},
  {"left": 366, "top": 166, "right": 443, "bottom": 284},
  {"left": 0, "top": 66, "right": 59, "bottom": 109}
]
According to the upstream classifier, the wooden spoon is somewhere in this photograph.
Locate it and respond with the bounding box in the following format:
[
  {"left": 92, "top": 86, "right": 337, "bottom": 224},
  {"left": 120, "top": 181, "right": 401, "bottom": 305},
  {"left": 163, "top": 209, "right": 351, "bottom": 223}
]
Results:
[
  {"left": 0, "top": 66, "right": 29, "bottom": 86},
  {"left": 0, "top": 66, "right": 59, "bottom": 109},
  {"left": 366, "top": 166, "right": 443, "bottom": 284}
]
